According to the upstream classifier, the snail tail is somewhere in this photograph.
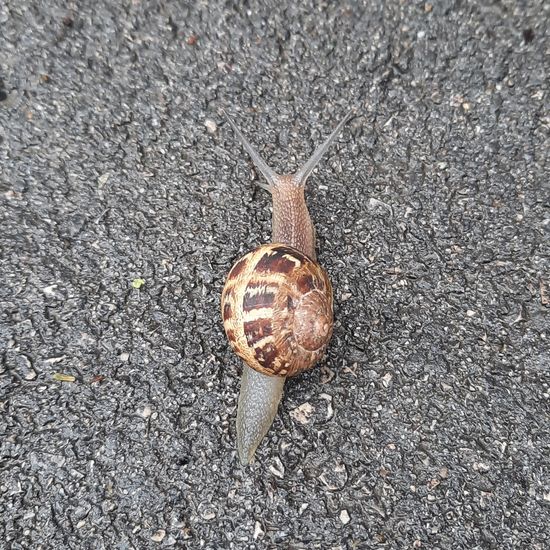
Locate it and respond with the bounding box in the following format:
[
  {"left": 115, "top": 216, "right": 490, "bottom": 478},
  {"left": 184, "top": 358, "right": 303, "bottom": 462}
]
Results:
[{"left": 236, "top": 365, "right": 285, "bottom": 465}]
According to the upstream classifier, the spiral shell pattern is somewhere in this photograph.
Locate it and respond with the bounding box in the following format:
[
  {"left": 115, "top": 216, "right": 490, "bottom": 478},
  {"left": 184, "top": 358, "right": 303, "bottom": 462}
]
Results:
[{"left": 221, "top": 244, "right": 333, "bottom": 377}]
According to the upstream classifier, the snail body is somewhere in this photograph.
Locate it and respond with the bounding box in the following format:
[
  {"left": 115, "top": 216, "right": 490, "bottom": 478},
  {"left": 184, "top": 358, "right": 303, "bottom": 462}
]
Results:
[{"left": 222, "top": 110, "right": 350, "bottom": 464}]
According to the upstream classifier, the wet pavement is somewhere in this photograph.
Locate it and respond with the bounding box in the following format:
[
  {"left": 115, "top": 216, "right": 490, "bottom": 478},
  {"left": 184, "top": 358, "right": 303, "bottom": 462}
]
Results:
[{"left": 1, "top": 1, "right": 548, "bottom": 548}]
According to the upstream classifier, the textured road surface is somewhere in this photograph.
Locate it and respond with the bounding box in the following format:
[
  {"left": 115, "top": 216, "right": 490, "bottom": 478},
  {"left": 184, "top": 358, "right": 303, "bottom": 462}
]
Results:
[{"left": 1, "top": 1, "right": 549, "bottom": 549}]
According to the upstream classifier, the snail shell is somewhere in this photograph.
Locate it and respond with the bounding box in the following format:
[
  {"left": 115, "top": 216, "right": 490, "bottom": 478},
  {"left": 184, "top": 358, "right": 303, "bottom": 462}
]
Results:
[{"left": 221, "top": 243, "right": 333, "bottom": 378}]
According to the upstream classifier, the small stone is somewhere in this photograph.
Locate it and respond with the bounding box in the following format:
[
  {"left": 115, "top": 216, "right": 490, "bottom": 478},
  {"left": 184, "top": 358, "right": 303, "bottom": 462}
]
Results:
[
  {"left": 540, "top": 280, "right": 548, "bottom": 305},
  {"left": 368, "top": 197, "right": 393, "bottom": 215},
  {"left": 511, "top": 305, "right": 528, "bottom": 324},
  {"left": 290, "top": 402, "right": 314, "bottom": 424},
  {"left": 4, "top": 190, "right": 22, "bottom": 200},
  {"left": 18, "top": 355, "right": 37, "bottom": 380},
  {"left": 97, "top": 173, "right": 110, "bottom": 188},
  {"left": 204, "top": 119, "right": 217, "bottom": 134},
  {"left": 139, "top": 405, "right": 152, "bottom": 418},
  {"left": 466, "top": 309, "right": 476, "bottom": 317},
  {"left": 119, "top": 352, "right": 130, "bottom": 362},
  {"left": 428, "top": 478, "right": 440, "bottom": 490},
  {"left": 151, "top": 529, "right": 166, "bottom": 542},
  {"left": 473, "top": 461, "right": 490, "bottom": 472},
  {"left": 339, "top": 509, "right": 350, "bottom": 525},
  {"left": 70, "top": 468, "right": 85, "bottom": 480},
  {"left": 253, "top": 521, "right": 264, "bottom": 540},
  {"left": 320, "top": 366, "right": 335, "bottom": 384},
  {"left": 42, "top": 284, "right": 59, "bottom": 297},
  {"left": 269, "top": 457, "right": 285, "bottom": 478},
  {"left": 320, "top": 462, "right": 348, "bottom": 490},
  {"left": 439, "top": 466, "right": 449, "bottom": 479},
  {"left": 343, "top": 363, "right": 358, "bottom": 376},
  {"left": 101, "top": 500, "right": 116, "bottom": 513},
  {"left": 319, "top": 393, "right": 334, "bottom": 420},
  {"left": 44, "top": 356, "right": 67, "bottom": 364}
]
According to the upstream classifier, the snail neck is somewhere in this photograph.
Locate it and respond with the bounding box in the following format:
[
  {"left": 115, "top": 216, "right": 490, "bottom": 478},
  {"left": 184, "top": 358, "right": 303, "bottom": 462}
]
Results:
[
  {"left": 224, "top": 109, "right": 353, "bottom": 261},
  {"left": 271, "top": 175, "right": 316, "bottom": 260}
]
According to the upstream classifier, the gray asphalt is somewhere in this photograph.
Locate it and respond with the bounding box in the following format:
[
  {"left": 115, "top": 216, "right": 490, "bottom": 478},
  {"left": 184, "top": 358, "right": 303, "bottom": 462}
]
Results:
[{"left": 1, "top": 1, "right": 549, "bottom": 549}]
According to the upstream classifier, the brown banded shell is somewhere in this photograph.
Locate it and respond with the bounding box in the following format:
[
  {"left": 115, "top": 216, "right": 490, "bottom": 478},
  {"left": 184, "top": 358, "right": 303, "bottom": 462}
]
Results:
[{"left": 221, "top": 243, "right": 333, "bottom": 377}]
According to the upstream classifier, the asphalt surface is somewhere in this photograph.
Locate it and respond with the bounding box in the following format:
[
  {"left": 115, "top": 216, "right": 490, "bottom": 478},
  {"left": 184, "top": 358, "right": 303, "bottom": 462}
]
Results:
[{"left": 1, "top": 1, "right": 549, "bottom": 549}]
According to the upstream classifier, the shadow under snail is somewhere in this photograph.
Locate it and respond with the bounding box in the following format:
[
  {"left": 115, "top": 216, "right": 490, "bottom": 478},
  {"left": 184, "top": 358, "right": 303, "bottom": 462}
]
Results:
[{"left": 221, "top": 109, "right": 352, "bottom": 464}]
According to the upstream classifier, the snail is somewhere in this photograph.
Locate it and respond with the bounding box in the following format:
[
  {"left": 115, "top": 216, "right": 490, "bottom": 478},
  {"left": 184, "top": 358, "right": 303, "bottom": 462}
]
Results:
[{"left": 221, "top": 109, "right": 351, "bottom": 464}]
